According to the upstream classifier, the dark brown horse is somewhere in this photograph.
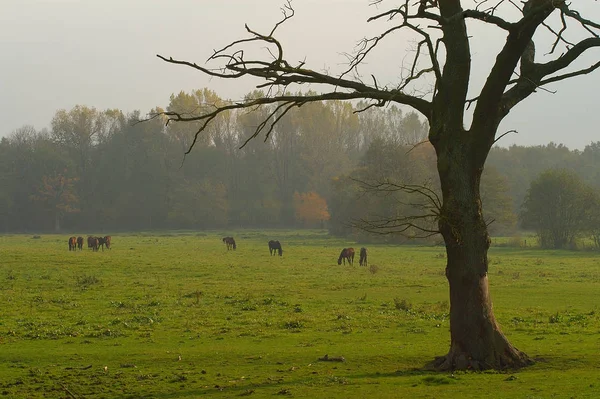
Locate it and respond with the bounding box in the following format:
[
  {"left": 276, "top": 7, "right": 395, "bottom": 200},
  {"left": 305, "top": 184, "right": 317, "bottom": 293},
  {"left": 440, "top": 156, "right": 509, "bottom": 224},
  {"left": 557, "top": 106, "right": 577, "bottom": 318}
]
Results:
[
  {"left": 77, "top": 236, "right": 84, "bottom": 250},
  {"left": 337, "top": 247, "right": 355, "bottom": 265},
  {"left": 96, "top": 236, "right": 107, "bottom": 251},
  {"left": 359, "top": 247, "right": 368, "bottom": 267},
  {"left": 222, "top": 237, "right": 236, "bottom": 250},
  {"left": 87, "top": 236, "right": 95, "bottom": 249},
  {"left": 268, "top": 240, "right": 283, "bottom": 256},
  {"left": 68, "top": 236, "right": 77, "bottom": 251}
]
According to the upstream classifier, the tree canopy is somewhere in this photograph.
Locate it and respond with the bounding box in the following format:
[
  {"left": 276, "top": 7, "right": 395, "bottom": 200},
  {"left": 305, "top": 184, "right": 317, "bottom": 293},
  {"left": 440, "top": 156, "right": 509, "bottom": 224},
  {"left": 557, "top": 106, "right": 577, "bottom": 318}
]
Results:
[{"left": 521, "top": 169, "right": 597, "bottom": 249}]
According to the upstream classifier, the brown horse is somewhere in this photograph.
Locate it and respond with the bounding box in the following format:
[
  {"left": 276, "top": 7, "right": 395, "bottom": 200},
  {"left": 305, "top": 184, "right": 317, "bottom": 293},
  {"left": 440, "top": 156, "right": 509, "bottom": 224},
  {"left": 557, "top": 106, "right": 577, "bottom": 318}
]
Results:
[
  {"left": 268, "top": 240, "right": 282, "bottom": 256},
  {"left": 222, "top": 237, "right": 236, "bottom": 250},
  {"left": 337, "top": 247, "right": 355, "bottom": 265},
  {"left": 87, "top": 236, "right": 95, "bottom": 249},
  {"left": 77, "top": 236, "right": 84, "bottom": 250},
  {"left": 359, "top": 247, "right": 368, "bottom": 267},
  {"left": 104, "top": 236, "right": 112, "bottom": 250},
  {"left": 91, "top": 237, "right": 99, "bottom": 252},
  {"left": 68, "top": 236, "right": 77, "bottom": 251}
]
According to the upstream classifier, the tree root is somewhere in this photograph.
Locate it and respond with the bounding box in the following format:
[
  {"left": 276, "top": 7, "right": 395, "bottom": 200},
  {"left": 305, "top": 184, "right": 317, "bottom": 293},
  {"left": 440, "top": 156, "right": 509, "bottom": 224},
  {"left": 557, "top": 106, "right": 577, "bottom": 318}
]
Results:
[{"left": 427, "top": 349, "right": 534, "bottom": 371}]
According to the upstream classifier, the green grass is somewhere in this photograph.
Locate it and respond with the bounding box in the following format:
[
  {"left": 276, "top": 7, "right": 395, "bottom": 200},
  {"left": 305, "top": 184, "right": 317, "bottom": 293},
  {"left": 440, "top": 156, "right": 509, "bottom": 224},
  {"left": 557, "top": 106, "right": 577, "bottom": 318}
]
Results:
[{"left": 0, "top": 230, "right": 599, "bottom": 398}]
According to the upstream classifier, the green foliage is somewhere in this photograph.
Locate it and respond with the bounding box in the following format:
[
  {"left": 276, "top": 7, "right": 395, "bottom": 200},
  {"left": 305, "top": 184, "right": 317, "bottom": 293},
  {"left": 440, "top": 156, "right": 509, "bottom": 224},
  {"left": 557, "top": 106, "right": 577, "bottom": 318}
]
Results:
[
  {"left": 487, "top": 142, "right": 600, "bottom": 214},
  {"left": 521, "top": 169, "right": 598, "bottom": 249},
  {"left": 2, "top": 94, "right": 435, "bottom": 232},
  {"left": 0, "top": 231, "right": 598, "bottom": 398},
  {"left": 5, "top": 95, "right": 600, "bottom": 238}
]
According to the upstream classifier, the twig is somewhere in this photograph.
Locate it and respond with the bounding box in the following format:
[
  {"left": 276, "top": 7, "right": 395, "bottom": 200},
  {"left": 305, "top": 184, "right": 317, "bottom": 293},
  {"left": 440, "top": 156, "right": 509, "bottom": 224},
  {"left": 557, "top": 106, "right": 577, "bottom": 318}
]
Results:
[{"left": 61, "top": 384, "right": 78, "bottom": 399}]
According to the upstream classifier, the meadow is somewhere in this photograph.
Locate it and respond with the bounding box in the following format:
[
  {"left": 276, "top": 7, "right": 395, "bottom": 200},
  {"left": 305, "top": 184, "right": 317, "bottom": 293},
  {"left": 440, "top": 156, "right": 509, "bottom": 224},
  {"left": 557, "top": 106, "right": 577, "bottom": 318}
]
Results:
[{"left": 0, "top": 230, "right": 598, "bottom": 398}]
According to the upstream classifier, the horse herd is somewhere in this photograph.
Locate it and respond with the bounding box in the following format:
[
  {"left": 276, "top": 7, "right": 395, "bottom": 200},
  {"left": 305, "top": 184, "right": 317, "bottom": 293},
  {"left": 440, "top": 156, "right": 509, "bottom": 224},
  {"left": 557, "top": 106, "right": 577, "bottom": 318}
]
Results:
[
  {"left": 338, "top": 247, "right": 368, "bottom": 267},
  {"left": 65, "top": 235, "right": 366, "bottom": 264},
  {"left": 68, "top": 235, "right": 111, "bottom": 252},
  {"left": 223, "top": 237, "right": 368, "bottom": 266}
]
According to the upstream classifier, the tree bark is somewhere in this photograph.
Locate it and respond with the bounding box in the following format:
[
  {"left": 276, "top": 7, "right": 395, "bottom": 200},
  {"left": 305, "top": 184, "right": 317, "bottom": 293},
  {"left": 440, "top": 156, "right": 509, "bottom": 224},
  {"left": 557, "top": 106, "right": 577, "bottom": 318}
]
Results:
[
  {"left": 54, "top": 212, "right": 61, "bottom": 233},
  {"left": 430, "top": 136, "right": 532, "bottom": 371}
]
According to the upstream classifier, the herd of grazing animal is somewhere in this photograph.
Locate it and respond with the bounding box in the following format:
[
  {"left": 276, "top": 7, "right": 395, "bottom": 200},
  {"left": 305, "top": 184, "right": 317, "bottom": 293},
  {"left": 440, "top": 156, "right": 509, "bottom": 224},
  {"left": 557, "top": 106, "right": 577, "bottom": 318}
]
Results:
[
  {"left": 68, "top": 235, "right": 112, "bottom": 252},
  {"left": 67, "top": 233, "right": 366, "bottom": 265},
  {"left": 223, "top": 236, "right": 368, "bottom": 266}
]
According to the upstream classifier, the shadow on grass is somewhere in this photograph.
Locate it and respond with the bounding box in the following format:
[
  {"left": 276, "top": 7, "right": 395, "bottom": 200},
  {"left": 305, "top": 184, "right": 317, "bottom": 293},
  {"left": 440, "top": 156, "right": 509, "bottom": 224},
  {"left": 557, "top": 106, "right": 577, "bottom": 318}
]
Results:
[{"left": 143, "top": 367, "right": 433, "bottom": 399}]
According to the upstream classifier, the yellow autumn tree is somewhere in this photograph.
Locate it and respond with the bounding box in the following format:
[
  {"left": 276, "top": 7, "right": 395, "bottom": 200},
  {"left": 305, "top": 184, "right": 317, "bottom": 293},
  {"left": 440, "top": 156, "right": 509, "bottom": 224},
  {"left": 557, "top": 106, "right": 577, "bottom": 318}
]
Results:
[{"left": 293, "top": 191, "right": 330, "bottom": 228}]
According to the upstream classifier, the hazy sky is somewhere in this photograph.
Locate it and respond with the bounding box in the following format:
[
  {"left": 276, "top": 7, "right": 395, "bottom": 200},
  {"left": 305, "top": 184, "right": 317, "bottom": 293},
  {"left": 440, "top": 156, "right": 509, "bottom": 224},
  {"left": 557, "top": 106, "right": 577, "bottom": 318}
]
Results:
[{"left": 2, "top": 1, "right": 599, "bottom": 149}]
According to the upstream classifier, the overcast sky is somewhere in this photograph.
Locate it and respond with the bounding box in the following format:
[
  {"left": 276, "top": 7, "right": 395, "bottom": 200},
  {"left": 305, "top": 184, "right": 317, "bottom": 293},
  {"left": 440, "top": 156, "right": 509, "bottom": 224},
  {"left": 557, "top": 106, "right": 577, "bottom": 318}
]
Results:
[{"left": 1, "top": 0, "right": 599, "bottom": 149}]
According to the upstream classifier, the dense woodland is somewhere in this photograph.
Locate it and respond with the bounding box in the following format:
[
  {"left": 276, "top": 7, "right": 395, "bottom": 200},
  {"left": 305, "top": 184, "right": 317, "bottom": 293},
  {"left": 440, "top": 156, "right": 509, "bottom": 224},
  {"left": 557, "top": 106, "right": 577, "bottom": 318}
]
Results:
[{"left": 1, "top": 88, "right": 599, "bottom": 246}]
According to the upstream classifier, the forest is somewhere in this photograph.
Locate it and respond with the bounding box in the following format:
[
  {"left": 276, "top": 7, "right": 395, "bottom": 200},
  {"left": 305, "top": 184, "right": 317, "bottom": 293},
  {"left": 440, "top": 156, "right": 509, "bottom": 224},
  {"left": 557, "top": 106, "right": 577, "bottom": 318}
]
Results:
[{"left": 1, "top": 88, "right": 599, "bottom": 247}]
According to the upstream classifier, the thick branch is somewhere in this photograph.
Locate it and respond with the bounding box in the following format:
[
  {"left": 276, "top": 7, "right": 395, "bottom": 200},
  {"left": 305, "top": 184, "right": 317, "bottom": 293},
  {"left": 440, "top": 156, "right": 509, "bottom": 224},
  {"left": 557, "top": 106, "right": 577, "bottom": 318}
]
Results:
[
  {"left": 500, "top": 36, "right": 600, "bottom": 118},
  {"left": 448, "top": 9, "right": 513, "bottom": 31},
  {"left": 471, "top": 0, "right": 563, "bottom": 143},
  {"left": 539, "top": 37, "right": 600, "bottom": 79},
  {"left": 429, "top": 0, "right": 472, "bottom": 138}
]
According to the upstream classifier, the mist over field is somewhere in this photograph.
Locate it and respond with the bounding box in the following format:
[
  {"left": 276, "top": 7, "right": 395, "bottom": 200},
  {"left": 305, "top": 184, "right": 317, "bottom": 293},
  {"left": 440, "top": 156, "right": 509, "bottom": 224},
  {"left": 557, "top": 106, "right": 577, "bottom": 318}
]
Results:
[{"left": 1, "top": 2, "right": 600, "bottom": 396}]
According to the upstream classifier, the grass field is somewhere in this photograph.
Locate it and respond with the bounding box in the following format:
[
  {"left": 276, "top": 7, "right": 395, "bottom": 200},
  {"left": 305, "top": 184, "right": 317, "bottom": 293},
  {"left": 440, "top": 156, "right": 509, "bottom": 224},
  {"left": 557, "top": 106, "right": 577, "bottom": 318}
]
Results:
[{"left": 0, "top": 230, "right": 599, "bottom": 398}]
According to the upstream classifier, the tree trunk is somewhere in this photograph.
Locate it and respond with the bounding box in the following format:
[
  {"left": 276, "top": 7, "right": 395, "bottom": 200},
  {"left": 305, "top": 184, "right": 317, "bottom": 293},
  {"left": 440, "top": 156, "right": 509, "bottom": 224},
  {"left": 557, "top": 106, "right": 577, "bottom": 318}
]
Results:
[
  {"left": 430, "top": 140, "right": 532, "bottom": 371},
  {"left": 54, "top": 212, "right": 61, "bottom": 233}
]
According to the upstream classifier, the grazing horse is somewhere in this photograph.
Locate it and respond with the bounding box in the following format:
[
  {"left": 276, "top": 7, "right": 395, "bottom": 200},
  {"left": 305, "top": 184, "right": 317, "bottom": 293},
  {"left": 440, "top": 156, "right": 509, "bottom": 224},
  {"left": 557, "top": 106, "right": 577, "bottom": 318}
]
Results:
[
  {"left": 337, "top": 247, "right": 355, "bottom": 265},
  {"left": 222, "top": 237, "right": 236, "bottom": 250},
  {"left": 103, "top": 236, "right": 112, "bottom": 250},
  {"left": 268, "top": 240, "right": 283, "bottom": 256},
  {"left": 359, "top": 247, "right": 368, "bottom": 267},
  {"left": 68, "top": 236, "right": 77, "bottom": 251},
  {"left": 77, "top": 236, "right": 84, "bottom": 250}
]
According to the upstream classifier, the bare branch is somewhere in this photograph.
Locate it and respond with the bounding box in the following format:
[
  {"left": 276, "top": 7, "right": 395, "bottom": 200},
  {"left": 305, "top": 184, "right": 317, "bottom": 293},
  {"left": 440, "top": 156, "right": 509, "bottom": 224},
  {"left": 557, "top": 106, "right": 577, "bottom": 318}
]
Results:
[
  {"left": 499, "top": 36, "right": 600, "bottom": 118},
  {"left": 539, "top": 37, "right": 600, "bottom": 80},
  {"left": 558, "top": 3, "right": 600, "bottom": 35},
  {"left": 447, "top": 9, "right": 513, "bottom": 31},
  {"left": 343, "top": 3, "right": 442, "bottom": 85},
  {"left": 152, "top": 4, "right": 442, "bottom": 154},
  {"left": 350, "top": 177, "right": 442, "bottom": 238},
  {"left": 493, "top": 129, "right": 517, "bottom": 145},
  {"left": 539, "top": 60, "right": 600, "bottom": 86},
  {"left": 472, "top": 0, "right": 566, "bottom": 135}
]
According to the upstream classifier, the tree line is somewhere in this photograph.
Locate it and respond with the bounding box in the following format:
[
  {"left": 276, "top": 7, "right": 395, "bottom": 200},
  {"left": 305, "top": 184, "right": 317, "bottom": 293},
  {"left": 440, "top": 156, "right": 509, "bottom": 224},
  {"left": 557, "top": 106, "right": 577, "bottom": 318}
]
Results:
[
  {"left": 0, "top": 89, "right": 426, "bottom": 233},
  {"left": 2, "top": 88, "right": 599, "bottom": 249}
]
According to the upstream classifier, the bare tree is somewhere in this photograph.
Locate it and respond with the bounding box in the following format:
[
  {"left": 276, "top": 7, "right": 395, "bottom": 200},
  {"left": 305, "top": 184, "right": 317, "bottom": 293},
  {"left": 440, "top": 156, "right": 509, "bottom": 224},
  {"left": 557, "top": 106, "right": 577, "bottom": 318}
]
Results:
[{"left": 154, "top": 1, "right": 600, "bottom": 370}]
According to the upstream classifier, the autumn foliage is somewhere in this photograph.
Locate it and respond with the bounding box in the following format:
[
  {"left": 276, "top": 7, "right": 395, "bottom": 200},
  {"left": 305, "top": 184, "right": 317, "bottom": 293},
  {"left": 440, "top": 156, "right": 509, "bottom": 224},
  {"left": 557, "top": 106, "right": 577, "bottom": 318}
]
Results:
[{"left": 293, "top": 191, "right": 330, "bottom": 227}]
